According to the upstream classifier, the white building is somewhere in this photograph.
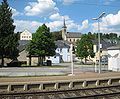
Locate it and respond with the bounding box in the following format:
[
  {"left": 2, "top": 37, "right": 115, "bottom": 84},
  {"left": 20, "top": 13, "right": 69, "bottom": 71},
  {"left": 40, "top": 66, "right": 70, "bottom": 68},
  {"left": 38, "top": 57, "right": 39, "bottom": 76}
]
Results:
[
  {"left": 108, "top": 45, "right": 120, "bottom": 71},
  {"left": 47, "top": 40, "right": 71, "bottom": 64},
  {"left": 20, "top": 30, "right": 32, "bottom": 40}
]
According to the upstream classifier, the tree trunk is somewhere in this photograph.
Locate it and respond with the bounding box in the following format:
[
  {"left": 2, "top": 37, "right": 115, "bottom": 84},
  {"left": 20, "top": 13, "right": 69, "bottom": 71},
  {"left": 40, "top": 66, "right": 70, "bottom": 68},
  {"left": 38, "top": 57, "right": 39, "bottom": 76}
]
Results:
[
  {"left": 29, "top": 55, "right": 31, "bottom": 66},
  {"left": 85, "top": 57, "right": 87, "bottom": 64},
  {"left": 1, "top": 54, "right": 4, "bottom": 67},
  {"left": 38, "top": 56, "right": 40, "bottom": 66}
]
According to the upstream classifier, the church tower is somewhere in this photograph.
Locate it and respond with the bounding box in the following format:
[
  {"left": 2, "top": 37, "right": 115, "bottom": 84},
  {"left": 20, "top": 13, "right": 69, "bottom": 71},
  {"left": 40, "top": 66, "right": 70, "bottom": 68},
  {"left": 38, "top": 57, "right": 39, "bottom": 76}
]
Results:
[{"left": 62, "top": 19, "right": 67, "bottom": 40}]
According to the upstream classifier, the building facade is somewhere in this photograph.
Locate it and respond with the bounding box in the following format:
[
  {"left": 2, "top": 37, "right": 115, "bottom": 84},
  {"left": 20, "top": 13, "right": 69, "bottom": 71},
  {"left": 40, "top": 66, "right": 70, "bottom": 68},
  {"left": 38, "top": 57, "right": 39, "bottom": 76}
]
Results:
[
  {"left": 108, "top": 46, "right": 120, "bottom": 71},
  {"left": 47, "top": 40, "right": 71, "bottom": 64},
  {"left": 20, "top": 30, "right": 32, "bottom": 40}
]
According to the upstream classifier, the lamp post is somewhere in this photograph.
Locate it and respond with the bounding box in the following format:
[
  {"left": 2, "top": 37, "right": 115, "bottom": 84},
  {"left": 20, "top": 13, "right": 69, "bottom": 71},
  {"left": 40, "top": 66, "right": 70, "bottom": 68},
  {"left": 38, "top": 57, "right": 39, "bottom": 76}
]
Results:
[
  {"left": 70, "top": 44, "right": 74, "bottom": 75},
  {"left": 92, "top": 12, "right": 105, "bottom": 73}
]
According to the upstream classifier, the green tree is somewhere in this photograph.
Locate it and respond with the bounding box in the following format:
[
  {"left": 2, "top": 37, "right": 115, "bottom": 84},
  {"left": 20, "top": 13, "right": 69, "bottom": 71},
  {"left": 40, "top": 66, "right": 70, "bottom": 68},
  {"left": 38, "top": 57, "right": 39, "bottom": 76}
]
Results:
[
  {"left": 51, "top": 31, "right": 62, "bottom": 41},
  {"left": 26, "top": 24, "right": 56, "bottom": 66},
  {"left": 0, "top": 0, "right": 19, "bottom": 66},
  {"left": 76, "top": 34, "right": 95, "bottom": 64}
]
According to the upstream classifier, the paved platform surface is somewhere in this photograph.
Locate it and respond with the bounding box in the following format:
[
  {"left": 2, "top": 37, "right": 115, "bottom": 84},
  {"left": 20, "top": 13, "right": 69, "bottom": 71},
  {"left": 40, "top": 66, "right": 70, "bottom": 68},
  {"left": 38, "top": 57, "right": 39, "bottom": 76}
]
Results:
[{"left": 0, "top": 72, "right": 120, "bottom": 84}]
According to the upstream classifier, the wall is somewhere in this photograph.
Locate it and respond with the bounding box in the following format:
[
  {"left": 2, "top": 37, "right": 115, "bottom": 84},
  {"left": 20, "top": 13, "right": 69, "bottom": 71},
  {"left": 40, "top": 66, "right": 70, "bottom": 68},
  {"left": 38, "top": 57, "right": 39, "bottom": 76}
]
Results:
[
  {"left": 20, "top": 30, "right": 32, "bottom": 40},
  {"left": 108, "top": 49, "right": 120, "bottom": 71}
]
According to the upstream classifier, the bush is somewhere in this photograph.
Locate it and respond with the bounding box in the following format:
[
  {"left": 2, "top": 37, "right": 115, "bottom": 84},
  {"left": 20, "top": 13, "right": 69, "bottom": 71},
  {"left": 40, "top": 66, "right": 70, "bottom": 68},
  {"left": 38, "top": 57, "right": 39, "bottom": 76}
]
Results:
[
  {"left": 47, "top": 60, "right": 52, "bottom": 66},
  {"left": 7, "top": 60, "right": 21, "bottom": 67}
]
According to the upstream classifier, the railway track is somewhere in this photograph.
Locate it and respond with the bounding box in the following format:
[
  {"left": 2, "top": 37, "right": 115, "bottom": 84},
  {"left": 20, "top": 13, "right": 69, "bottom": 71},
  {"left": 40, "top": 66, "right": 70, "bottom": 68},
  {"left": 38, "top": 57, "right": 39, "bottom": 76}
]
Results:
[{"left": 0, "top": 85, "right": 120, "bottom": 99}]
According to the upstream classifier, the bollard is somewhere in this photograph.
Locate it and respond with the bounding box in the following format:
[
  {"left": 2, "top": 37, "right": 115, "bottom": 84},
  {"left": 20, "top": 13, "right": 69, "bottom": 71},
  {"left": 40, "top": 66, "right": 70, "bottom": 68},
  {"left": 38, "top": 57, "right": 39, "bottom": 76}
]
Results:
[
  {"left": 39, "top": 84, "right": 44, "bottom": 90},
  {"left": 54, "top": 83, "right": 59, "bottom": 90},
  {"left": 7, "top": 85, "right": 12, "bottom": 92},
  {"left": 96, "top": 80, "right": 100, "bottom": 86},
  {"left": 108, "top": 79, "right": 112, "bottom": 85},
  {"left": 23, "top": 84, "right": 28, "bottom": 91},
  {"left": 83, "top": 81, "right": 87, "bottom": 87},
  {"left": 69, "top": 82, "right": 73, "bottom": 89}
]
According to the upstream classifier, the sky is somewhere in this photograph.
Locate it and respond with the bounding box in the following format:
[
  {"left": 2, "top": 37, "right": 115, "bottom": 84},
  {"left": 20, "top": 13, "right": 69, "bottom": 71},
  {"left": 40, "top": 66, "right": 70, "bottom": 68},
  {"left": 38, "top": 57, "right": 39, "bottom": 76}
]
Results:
[{"left": 0, "top": 0, "right": 120, "bottom": 34}]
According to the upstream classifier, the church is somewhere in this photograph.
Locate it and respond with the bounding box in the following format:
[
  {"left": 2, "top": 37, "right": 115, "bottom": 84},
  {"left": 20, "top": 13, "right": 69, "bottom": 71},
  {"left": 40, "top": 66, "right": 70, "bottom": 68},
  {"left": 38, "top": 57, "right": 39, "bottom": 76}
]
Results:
[{"left": 61, "top": 19, "right": 82, "bottom": 44}]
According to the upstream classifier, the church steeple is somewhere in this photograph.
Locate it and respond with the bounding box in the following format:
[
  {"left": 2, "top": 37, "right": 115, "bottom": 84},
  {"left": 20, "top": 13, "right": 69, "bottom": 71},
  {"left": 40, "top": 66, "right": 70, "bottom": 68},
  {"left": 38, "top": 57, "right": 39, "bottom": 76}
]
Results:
[
  {"left": 62, "top": 18, "right": 67, "bottom": 29},
  {"left": 62, "top": 18, "right": 67, "bottom": 41}
]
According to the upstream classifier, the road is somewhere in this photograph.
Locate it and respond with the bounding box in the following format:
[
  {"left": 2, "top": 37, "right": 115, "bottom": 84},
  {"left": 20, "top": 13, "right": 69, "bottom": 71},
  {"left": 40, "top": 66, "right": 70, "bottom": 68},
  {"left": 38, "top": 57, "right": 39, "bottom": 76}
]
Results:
[{"left": 0, "top": 62, "right": 108, "bottom": 76}]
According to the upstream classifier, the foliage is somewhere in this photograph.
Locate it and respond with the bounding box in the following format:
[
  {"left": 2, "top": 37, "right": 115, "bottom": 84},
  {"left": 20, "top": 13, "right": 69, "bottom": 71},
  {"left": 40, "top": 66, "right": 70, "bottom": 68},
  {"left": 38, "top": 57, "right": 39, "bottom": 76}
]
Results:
[
  {"left": 76, "top": 34, "right": 95, "bottom": 63},
  {"left": 51, "top": 31, "right": 62, "bottom": 41},
  {"left": 0, "top": 0, "right": 19, "bottom": 66},
  {"left": 26, "top": 24, "right": 56, "bottom": 66}
]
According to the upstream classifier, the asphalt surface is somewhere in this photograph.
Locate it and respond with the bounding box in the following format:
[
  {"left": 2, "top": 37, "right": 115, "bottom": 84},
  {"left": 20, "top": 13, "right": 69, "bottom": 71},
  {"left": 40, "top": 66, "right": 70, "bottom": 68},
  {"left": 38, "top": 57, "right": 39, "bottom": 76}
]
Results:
[{"left": 0, "top": 63, "right": 108, "bottom": 77}]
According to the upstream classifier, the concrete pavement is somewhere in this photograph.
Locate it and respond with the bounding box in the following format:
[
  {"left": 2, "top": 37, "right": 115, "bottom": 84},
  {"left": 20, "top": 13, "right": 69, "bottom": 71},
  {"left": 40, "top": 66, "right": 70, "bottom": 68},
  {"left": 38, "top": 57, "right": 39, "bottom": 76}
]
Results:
[{"left": 0, "top": 63, "right": 108, "bottom": 77}]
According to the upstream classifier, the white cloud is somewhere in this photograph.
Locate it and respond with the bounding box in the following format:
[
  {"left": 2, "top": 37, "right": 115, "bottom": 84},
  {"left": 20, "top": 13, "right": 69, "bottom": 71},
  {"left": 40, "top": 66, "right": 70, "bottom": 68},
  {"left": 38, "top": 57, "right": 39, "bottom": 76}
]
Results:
[
  {"left": 49, "top": 13, "right": 70, "bottom": 21},
  {"left": 14, "top": 11, "right": 89, "bottom": 33},
  {"left": 92, "top": 11, "right": 120, "bottom": 34},
  {"left": 14, "top": 18, "right": 89, "bottom": 33},
  {"left": 79, "top": 20, "right": 89, "bottom": 31},
  {"left": 11, "top": 8, "right": 22, "bottom": 17},
  {"left": 24, "top": 0, "right": 59, "bottom": 16},
  {"left": 104, "top": 0, "right": 116, "bottom": 5},
  {"left": 62, "top": 0, "right": 77, "bottom": 5},
  {"left": 49, "top": 12, "right": 89, "bottom": 32},
  {"left": 14, "top": 20, "right": 42, "bottom": 33},
  {"left": 46, "top": 21, "right": 63, "bottom": 31}
]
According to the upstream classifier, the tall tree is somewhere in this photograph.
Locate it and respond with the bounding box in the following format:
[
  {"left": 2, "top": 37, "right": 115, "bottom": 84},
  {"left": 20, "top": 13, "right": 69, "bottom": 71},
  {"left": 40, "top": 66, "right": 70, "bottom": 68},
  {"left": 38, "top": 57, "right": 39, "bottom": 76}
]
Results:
[
  {"left": 0, "top": 0, "right": 19, "bottom": 66},
  {"left": 51, "top": 31, "right": 62, "bottom": 41},
  {"left": 76, "top": 34, "right": 95, "bottom": 64},
  {"left": 26, "top": 24, "right": 56, "bottom": 66}
]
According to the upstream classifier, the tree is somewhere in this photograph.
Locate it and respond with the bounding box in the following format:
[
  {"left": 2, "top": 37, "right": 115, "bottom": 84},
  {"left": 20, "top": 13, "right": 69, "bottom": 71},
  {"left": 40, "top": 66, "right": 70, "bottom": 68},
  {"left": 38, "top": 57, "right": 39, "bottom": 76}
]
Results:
[
  {"left": 26, "top": 24, "right": 56, "bottom": 66},
  {"left": 0, "top": 0, "right": 19, "bottom": 66},
  {"left": 76, "top": 34, "right": 95, "bottom": 64},
  {"left": 51, "top": 31, "right": 62, "bottom": 41}
]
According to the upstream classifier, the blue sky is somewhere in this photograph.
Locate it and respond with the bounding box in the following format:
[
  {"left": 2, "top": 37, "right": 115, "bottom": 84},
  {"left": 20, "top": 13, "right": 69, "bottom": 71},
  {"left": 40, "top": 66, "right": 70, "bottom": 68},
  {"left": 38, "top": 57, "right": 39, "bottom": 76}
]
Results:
[{"left": 0, "top": 0, "right": 120, "bottom": 34}]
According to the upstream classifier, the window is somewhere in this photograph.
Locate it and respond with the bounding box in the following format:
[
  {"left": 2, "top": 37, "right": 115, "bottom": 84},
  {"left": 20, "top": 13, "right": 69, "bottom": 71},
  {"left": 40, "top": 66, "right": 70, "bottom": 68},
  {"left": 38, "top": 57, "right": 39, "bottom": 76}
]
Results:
[
  {"left": 68, "top": 49, "right": 69, "bottom": 52},
  {"left": 60, "top": 48, "right": 62, "bottom": 52},
  {"left": 70, "top": 39, "right": 71, "bottom": 42},
  {"left": 74, "top": 39, "right": 75, "bottom": 42}
]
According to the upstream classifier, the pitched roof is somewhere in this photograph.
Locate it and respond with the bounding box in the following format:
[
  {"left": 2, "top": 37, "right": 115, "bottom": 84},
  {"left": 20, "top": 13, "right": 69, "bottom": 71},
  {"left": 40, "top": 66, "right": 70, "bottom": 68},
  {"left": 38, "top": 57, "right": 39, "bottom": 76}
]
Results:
[
  {"left": 55, "top": 40, "right": 70, "bottom": 48},
  {"left": 107, "top": 45, "right": 120, "bottom": 50},
  {"left": 92, "top": 39, "right": 116, "bottom": 50},
  {"left": 66, "top": 32, "right": 82, "bottom": 38},
  {"left": 18, "top": 40, "right": 30, "bottom": 52}
]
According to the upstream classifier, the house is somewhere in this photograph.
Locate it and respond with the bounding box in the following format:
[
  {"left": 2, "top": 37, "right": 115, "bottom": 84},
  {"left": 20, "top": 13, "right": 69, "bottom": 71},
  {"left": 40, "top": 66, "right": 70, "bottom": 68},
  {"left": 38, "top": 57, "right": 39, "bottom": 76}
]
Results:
[
  {"left": 62, "top": 19, "right": 81, "bottom": 44},
  {"left": 46, "top": 40, "right": 71, "bottom": 64},
  {"left": 20, "top": 30, "right": 32, "bottom": 40},
  {"left": 17, "top": 40, "right": 30, "bottom": 64},
  {"left": 107, "top": 45, "right": 120, "bottom": 71},
  {"left": 92, "top": 39, "right": 116, "bottom": 64},
  {"left": 18, "top": 39, "right": 71, "bottom": 65}
]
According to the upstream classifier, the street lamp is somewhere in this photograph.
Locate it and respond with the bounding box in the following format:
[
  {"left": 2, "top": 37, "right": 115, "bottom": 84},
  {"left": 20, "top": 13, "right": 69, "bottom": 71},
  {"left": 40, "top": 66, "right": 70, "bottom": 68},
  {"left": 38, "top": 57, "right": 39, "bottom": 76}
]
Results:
[
  {"left": 92, "top": 12, "right": 105, "bottom": 73},
  {"left": 70, "top": 44, "right": 74, "bottom": 75}
]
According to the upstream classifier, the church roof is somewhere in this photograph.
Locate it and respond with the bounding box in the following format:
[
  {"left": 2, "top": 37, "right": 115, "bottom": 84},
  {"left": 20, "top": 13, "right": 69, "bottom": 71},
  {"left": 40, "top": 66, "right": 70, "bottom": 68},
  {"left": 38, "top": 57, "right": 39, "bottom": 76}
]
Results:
[{"left": 66, "top": 32, "right": 82, "bottom": 38}]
